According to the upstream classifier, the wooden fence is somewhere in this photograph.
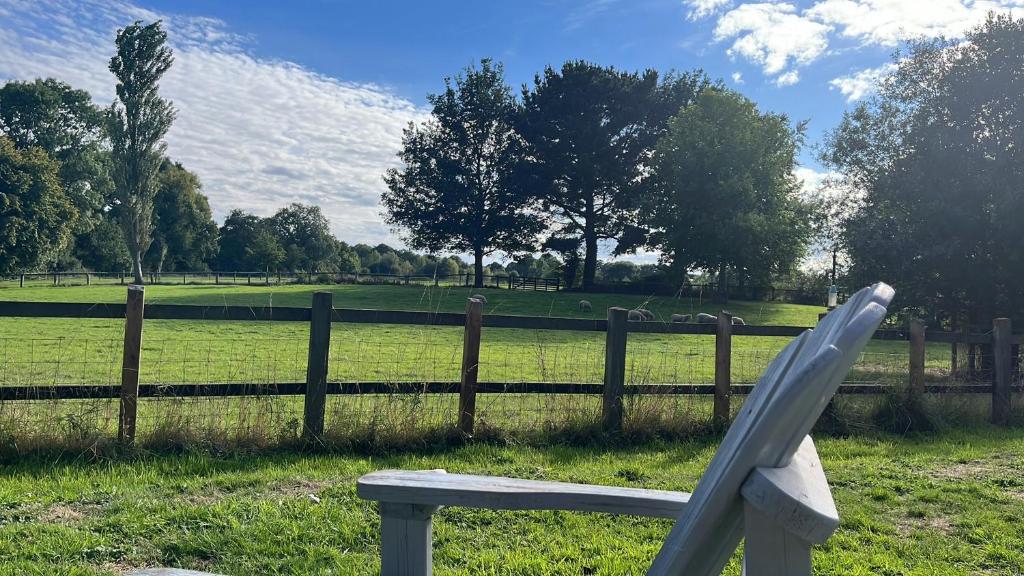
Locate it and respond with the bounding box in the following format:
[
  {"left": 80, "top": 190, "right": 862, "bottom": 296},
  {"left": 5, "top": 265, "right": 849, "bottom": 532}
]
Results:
[{"left": 0, "top": 288, "right": 1019, "bottom": 445}]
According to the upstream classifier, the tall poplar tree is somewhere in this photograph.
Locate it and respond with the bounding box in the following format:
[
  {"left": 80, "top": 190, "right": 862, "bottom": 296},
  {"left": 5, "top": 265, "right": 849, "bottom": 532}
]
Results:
[{"left": 108, "top": 20, "right": 175, "bottom": 284}]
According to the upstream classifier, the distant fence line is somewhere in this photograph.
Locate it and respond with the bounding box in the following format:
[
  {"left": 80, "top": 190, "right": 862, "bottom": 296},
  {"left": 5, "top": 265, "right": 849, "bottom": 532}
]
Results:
[
  {"left": 4, "top": 271, "right": 562, "bottom": 291},
  {"left": 0, "top": 288, "right": 1020, "bottom": 445},
  {"left": 4, "top": 270, "right": 838, "bottom": 303}
]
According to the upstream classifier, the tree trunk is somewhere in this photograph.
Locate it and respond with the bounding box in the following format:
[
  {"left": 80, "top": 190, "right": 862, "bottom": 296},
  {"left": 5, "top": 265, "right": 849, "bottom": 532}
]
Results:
[
  {"left": 716, "top": 261, "right": 729, "bottom": 304},
  {"left": 582, "top": 232, "right": 598, "bottom": 291},
  {"left": 473, "top": 248, "right": 484, "bottom": 289},
  {"left": 831, "top": 247, "right": 838, "bottom": 285},
  {"left": 132, "top": 250, "right": 144, "bottom": 285}
]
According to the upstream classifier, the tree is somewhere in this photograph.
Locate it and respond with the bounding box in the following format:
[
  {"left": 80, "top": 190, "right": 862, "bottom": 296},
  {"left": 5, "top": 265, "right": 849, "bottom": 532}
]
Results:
[
  {"left": 518, "top": 62, "right": 709, "bottom": 289},
  {"left": 823, "top": 13, "right": 1024, "bottom": 323},
  {"left": 108, "top": 20, "right": 176, "bottom": 284},
  {"left": 0, "top": 137, "right": 77, "bottom": 273},
  {"left": 268, "top": 203, "right": 339, "bottom": 271},
  {"left": 383, "top": 59, "right": 542, "bottom": 288},
  {"left": 75, "top": 215, "right": 130, "bottom": 272},
  {"left": 145, "top": 161, "right": 218, "bottom": 272},
  {"left": 0, "top": 78, "right": 113, "bottom": 243},
  {"left": 641, "top": 89, "right": 811, "bottom": 299}
]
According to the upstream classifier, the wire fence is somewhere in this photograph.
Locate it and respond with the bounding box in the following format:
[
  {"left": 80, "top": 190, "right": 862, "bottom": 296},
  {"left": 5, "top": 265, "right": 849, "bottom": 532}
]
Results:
[{"left": 0, "top": 320, "right": 1015, "bottom": 452}]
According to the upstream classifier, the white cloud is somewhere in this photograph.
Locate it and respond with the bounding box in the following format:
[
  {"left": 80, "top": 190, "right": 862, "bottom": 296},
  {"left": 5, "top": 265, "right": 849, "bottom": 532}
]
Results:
[
  {"left": 731, "top": 71, "right": 744, "bottom": 84},
  {"left": 696, "top": 0, "right": 1024, "bottom": 87},
  {"left": 829, "top": 63, "right": 897, "bottom": 101},
  {"left": 0, "top": 0, "right": 427, "bottom": 246},
  {"left": 806, "top": 0, "right": 1024, "bottom": 47},
  {"left": 713, "top": 3, "right": 831, "bottom": 82},
  {"left": 774, "top": 70, "right": 800, "bottom": 86},
  {"left": 684, "top": 0, "right": 734, "bottom": 20}
]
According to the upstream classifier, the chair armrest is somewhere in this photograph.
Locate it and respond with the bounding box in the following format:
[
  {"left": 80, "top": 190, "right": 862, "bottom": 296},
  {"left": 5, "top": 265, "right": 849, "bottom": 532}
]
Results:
[
  {"left": 357, "top": 470, "right": 690, "bottom": 519},
  {"left": 740, "top": 435, "right": 839, "bottom": 544}
]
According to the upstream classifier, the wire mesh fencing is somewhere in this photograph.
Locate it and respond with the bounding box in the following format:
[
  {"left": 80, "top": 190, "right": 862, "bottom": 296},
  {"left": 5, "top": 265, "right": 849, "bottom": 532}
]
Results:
[{"left": 0, "top": 315, "right": 1017, "bottom": 452}]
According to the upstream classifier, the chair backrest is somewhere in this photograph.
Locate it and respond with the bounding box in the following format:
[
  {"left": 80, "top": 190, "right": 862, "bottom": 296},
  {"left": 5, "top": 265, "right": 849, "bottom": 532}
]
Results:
[{"left": 648, "top": 283, "right": 895, "bottom": 576}]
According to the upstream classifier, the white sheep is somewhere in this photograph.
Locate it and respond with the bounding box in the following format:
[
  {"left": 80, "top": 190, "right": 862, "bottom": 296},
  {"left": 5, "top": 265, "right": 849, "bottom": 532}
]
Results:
[
  {"left": 696, "top": 312, "right": 718, "bottom": 324},
  {"left": 731, "top": 316, "right": 746, "bottom": 326},
  {"left": 471, "top": 294, "right": 487, "bottom": 303},
  {"left": 636, "top": 308, "right": 655, "bottom": 321},
  {"left": 671, "top": 313, "right": 691, "bottom": 323},
  {"left": 627, "top": 310, "right": 645, "bottom": 321},
  {"left": 578, "top": 300, "right": 592, "bottom": 312}
]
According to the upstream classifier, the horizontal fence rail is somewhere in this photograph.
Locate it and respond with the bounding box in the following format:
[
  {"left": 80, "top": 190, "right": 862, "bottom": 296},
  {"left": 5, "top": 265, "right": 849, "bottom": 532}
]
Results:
[{"left": 0, "top": 290, "right": 1020, "bottom": 444}]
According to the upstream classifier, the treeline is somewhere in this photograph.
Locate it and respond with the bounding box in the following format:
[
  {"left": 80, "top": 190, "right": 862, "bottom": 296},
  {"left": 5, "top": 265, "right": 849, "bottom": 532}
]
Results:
[
  {"left": 0, "top": 18, "right": 815, "bottom": 294},
  {"left": 383, "top": 60, "right": 812, "bottom": 292},
  {"left": 4, "top": 14, "right": 1022, "bottom": 321}
]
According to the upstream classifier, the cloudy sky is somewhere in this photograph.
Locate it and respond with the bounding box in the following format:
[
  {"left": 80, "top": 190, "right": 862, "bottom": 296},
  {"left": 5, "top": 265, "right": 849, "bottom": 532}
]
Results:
[{"left": 1, "top": 0, "right": 1022, "bottom": 252}]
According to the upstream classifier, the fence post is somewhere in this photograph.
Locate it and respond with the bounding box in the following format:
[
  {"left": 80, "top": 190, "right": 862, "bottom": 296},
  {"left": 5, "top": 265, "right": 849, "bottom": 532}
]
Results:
[
  {"left": 458, "top": 298, "right": 484, "bottom": 435},
  {"left": 602, "top": 307, "right": 628, "bottom": 433},
  {"left": 19, "top": 274, "right": 23, "bottom": 288},
  {"left": 86, "top": 273, "right": 91, "bottom": 286},
  {"left": 992, "top": 318, "right": 1012, "bottom": 425},
  {"left": 119, "top": 285, "right": 145, "bottom": 445},
  {"left": 303, "top": 291, "right": 333, "bottom": 441},
  {"left": 215, "top": 272, "right": 219, "bottom": 285},
  {"left": 120, "top": 271, "right": 125, "bottom": 285},
  {"left": 909, "top": 319, "right": 926, "bottom": 397},
  {"left": 714, "top": 311, "right": 733, "bottom": 428}
]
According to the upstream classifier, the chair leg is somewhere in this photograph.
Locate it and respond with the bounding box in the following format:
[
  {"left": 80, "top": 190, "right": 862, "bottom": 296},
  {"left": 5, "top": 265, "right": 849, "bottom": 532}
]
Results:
[
  {"left": 741, "top": 502, "right": 812, "bottom": 576},
  {"left": 380, "top": 503, "right": 439, "bottom": 576}
]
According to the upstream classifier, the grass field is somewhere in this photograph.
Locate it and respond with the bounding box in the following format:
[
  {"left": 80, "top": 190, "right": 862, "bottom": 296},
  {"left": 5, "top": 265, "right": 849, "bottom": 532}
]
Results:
[
  {"left": 0, "top": 428, "right": 1020, "bottom": 575},
  {"left": 0, "top": 282, "right": 971, "bottom": 447}
]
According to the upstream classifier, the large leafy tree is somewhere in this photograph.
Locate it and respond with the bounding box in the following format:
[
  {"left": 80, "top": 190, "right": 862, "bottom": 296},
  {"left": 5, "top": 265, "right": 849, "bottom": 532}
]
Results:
[
  {"left": 269, "top": 203, "right": 340, "bottom": 272},
  {"left": 0, "top": 136, "right": 77, "bottom": 273},
  {"left": 108, "top": 20, "right": 176, "bottom": 284},
  {"left": 383, "top": 59, "right": 542, "bottom": 288},
  {"left": 217, "top": 210, "right": 282, "bottom": 271},
  {"left": 517, "top": 62, "right": 709, "bottom": 289},
  {"left": 641, "top": 88, "right": 811, "bottom": 297},
  {"left": 145, "top": 160, "right": 218, "bottom": 272},
  {"left": 823, "top": 13, "right": 1024, "bottom": 323},
  {"left": 0, "top": 79, "right": 113, "bottom": 248}
]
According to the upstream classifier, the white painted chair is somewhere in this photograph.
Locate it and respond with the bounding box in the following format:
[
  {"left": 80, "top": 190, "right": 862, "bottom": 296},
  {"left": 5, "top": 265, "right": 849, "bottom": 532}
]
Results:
[{"left": 358, "top": 283, "right": 895, "bottom": 576}]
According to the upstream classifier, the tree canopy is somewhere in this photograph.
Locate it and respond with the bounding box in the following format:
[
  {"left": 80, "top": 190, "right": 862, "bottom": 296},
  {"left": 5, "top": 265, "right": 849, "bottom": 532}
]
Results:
[
  {"left": 0, "top": 136, "right": 77, "bottom": 274},
  {"left": 641, "top": 88, "right": 811, "bottom": 294},
  {"left": 823, "top": 13, "right": 1024, "bottom": 323},
  {"left": 108, "top": 20, "right": 176, "bottom": 284},
  {"left": 517, "top": 62, "right": 709, "bottom": 289},
  {"left": 383, "top": 59, "right": 541, "bottom": 287}
]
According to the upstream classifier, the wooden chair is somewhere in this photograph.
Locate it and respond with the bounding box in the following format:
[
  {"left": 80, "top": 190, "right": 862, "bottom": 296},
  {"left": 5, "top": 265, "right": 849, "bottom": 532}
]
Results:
[{"left": 358, "top": 283, "right": 895, "bottom": 576}]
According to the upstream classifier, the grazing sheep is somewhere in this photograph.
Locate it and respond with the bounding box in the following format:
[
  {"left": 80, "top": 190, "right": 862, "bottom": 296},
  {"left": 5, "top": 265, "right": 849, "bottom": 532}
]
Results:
[
  {"left": 471, "top": 294, "right": 487, "bottom": 303},
  {"left": 731, "top": 316, "right": 746, "bottom": 326},
  {"left": 627, "top": 310, "right": 645, "bottom": 321},
  {"left": 671, "top": 313, "right": 692, "bottom": 323},
  {"left": 637, "top": 308, "right": 655, "bottom": 321},
  {"left": 696, "top": 312, "right": 718, "bottom": 324},
  {"left": 578, "top": 300, "right": 593, "bottom": 312}
]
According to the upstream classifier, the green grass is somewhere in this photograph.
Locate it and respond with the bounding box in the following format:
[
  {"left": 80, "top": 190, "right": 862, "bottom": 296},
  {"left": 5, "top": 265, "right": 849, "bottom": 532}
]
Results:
[
  {"left": 0, "top": 283, "right": 961, "bottom": 447},
  {"left": 0, "top": 283, "right": 924, "bottom": 386},
  {"left": 0, "top": 428, "right": 1021, "bottom": 575}
]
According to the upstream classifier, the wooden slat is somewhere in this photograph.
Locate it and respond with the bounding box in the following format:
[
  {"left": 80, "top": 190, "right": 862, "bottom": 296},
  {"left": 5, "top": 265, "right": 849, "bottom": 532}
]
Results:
[
  {"left": 458, "top": 299, "right": 483, "bottom": 435},
  {"left": 358, "top": 470, "right": 691, "bottom": 519},
  {"left": 0, "top": 301, "right": 126, "bottom": 318},
  {"left": 303, "top": 292, "right": 332, "bottom": 440},
  {"left": 145, "top": 304, "right": 310, "bottom": 322},
  {"left": 0, "top": 381, "right": 1005, "bottom": 401},
  {"left": 0, "top": 300, "right": 1010, "bottom": 344},
  {"left": 118, "top": 286, "right": 144, "bottom": 445},
  {"left": 602, "top": 308, "right": 628, "bottom": 432}
]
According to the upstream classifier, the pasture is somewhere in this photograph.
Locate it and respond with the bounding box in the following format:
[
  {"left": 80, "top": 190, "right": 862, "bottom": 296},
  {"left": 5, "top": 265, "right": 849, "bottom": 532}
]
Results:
[
  {"left": 0, "top": 428, "right": 1021, "bottom": 574},
  {"left": 0, "top": 282, "right": 975, "bottom": 449}
]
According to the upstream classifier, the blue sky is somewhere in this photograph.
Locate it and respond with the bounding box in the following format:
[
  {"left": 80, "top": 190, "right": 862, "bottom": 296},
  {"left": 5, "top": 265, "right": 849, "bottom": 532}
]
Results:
[{"left": 1, "top": 0, "right": 1022, "bottom": 257}]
